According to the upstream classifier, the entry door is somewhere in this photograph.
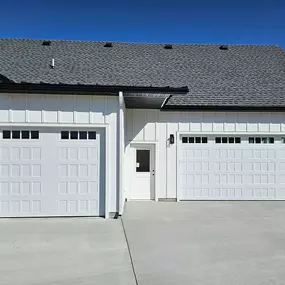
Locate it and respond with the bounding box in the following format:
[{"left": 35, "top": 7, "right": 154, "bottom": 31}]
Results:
[{"left": 131, "top": 146, "right": 155, "bottom": 200}]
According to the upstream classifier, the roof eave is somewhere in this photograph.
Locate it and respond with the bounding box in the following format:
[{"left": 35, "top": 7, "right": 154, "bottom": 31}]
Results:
[
  {"left": 162, "top": 105, "right": 285, "bottom": 111},
  {"left": 0, "top": 83, "right": 189, "bottom": 95}
]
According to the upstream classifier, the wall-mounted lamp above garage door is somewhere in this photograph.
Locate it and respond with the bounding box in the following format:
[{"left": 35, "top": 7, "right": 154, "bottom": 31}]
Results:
[{"left": 170, "top": 134, "right": 175, "bottom": 144}]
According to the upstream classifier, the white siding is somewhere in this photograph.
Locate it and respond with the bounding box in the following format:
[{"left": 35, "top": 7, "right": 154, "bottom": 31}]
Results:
[
  {"left": 0, "top": 93, "right": 119, "bottom": 213},
  {"left": 126, "top": 110, "right": 285, "bottom": 199}
]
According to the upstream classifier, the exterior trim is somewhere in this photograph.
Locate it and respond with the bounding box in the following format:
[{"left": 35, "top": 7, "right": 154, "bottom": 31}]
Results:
[
  {"left": 177, "top": 131, "right": 285, "bottom": 136},
  {"left": 176, "top": 131, "right": 180, "bottom": 201},
  {"left": 0, "top": 123, "right": 108, "bottom": 128},
  {"left": 105, "top": 124, "right": 110, "bottom": 219},
  {"left": 118, "top": 91, "right": 125, "bottom": 214}
]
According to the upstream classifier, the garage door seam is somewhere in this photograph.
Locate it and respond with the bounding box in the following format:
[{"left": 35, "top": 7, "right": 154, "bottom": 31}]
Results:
[{"left": 121, "top": 218, "right": 139, "bottom": 285}]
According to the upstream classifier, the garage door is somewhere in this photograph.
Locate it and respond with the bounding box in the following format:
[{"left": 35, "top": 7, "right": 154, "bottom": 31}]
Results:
[
  {"left": 0, "top": 128, "right": 101, "bottom": 217},
  {"left": 178, "top": 135, "right": 285, "bottom": 200}
]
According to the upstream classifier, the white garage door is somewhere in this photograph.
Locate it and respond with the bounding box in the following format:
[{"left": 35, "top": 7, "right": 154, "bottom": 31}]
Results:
[
  {"left": 0, "top": 128, "right": 102, "bottom": 217},
  {"left": 178, "top": 135, "right": 285, "bottom": 200}
]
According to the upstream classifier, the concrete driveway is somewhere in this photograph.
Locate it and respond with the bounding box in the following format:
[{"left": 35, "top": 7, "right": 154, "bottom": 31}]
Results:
[
  {"left": 0, "top": 218, "right": 135, "bottom": 285},
  {"left": 122, "top": 201, "right": 285, "bottom": 285}
]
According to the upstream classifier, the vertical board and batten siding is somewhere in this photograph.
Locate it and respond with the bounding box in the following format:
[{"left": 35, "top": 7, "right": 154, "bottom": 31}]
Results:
[
  {"left": 0, "top": 94, "right": 119, "bottom": 212},
  {"left": 125, "top": 109, "right": 285, "bottom": 199}
]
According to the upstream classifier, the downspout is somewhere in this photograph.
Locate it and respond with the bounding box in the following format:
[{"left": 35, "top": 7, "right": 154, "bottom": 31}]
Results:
[
  {"left": 161, "top": 94, "right": 171, "bottom": 199},
  {"left": 161, "top": 94, "right": 172, "bottom": 109},
  {"left": 118, "top": 91, "right": 125, "bottom": 214}
]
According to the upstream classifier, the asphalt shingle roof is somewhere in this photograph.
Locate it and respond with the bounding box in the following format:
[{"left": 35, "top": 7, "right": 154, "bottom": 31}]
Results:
[{"left": 0, "top": 38, "right": 285, "bottom": 108}]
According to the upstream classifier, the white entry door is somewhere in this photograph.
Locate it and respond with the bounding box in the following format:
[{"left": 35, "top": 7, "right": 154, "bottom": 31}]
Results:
[{"left": 130, "top": 145, "right": 155, "bottom": 200}]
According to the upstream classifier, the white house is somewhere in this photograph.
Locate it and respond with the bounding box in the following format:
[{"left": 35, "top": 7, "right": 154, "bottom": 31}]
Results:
[{"left": 0, "top": 39, "right": 285, "bottom": 218}]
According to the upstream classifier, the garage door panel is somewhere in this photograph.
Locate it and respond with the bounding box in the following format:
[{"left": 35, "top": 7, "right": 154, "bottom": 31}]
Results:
[
  {"left": 57, "top": 181, "right": 98, "bottom": 196},
  {"left": 57, "top": 137, "right": 100, "bottom": 216},
  {"left": 57, "top": 199, "right": 98, "bottom": 216},
  {"left": 277, "top": 188, "right": 285, "bottom": 198},
  {"left": 179, "top": 135, "right": 285, "bottom": 200},
  {"left": 55, "top": 132, "right": 100, "bottom": 216},
  {"left": 0, "top": 139, "right": 46, "bottom": 216},
  {"left": 0, "top": 128, "right": 102, "bottom": 217}
]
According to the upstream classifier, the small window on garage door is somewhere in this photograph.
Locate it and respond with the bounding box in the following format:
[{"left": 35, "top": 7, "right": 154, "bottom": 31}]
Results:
[
  {"left": 215, "top": 137, "right": 241, "bottom": 144},
  {"left": 182, "top": 137, "right": 208, "bottom": 143},
  {"left": 61, "top": 131, "right": 96, "bottom": 140},
  {"left": 2, "top": 130, "right": 39, "bottom": 139},
  {"left": 249, "top": 137, "right": 274, "bottom": 144}
]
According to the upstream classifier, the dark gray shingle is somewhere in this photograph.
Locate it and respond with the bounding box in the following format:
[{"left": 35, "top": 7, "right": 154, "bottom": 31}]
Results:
[{"left": 0, "top": 38, "right": 285, "bottom": 107}]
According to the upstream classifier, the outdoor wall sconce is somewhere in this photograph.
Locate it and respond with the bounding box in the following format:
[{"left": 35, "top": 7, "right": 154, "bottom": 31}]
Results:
[{"left": 170, "top": 134, "right": 175, "bottom": 144}]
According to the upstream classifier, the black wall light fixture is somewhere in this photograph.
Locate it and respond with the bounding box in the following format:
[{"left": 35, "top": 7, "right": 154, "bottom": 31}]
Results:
[{"left": 170, "top": 134, "right": 175, "bottom": 144}]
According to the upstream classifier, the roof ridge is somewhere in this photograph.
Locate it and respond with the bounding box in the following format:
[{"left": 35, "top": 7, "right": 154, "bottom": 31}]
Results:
[{"left": 0, "top": 37, "right": 280, "bottom": 47}]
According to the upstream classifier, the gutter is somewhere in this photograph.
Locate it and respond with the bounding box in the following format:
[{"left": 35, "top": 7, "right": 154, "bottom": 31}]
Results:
[
  {"left": 161, "top": 105, "right": 285, "bottom": 112},
  {"left": 0, "top": 83, "right": 189, "bottom": 95}
]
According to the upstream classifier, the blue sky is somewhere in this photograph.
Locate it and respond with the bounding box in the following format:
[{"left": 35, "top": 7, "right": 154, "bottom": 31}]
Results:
[{"left": 0, "top": 0, "right": 284, "bottom": 47}]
